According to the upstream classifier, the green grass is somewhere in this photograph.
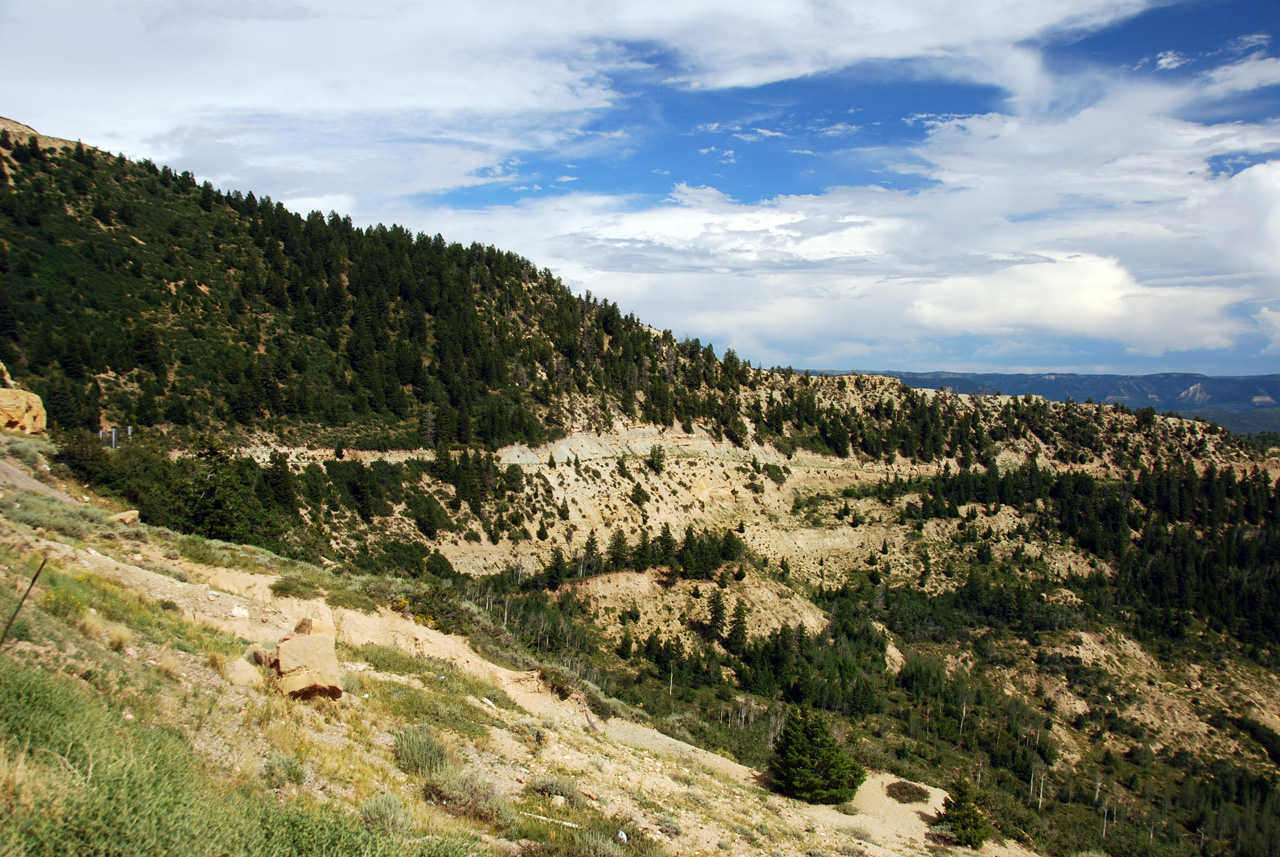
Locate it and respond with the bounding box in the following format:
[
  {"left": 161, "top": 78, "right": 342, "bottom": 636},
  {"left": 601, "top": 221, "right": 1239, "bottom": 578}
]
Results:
[
  {"left": 356, "top": 676, "right": 500, "bottom": 739},
  {"left": 340, "top": 642, "right": 518, "bottom": 710},
  {"left": 0, "top": 492, "right": 108, "bottom": 539},
  {"left": 0, "top": 655, "right": 475, "bottom": 857},
  {"left": 32, "top": 563, "right": 245, "bottom": 660},
  {"left": 394, "top": 726, "right": 449, "bottom": 776}
]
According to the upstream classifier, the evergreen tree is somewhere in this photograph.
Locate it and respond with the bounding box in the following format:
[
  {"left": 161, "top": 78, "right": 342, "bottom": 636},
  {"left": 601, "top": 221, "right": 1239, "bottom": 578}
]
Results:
[
  {"left": 708, "top": 589, "right": 727, "bottom": 640},
  {"left": 582, "top": 529, "right": 600, "bottom": 576},
  {"left": 726, "top": 600, "right": 748, "bottom": 655},
  {"left": 938, "top": 779, "right": 990, "bottom": 849},
  {"left": 545, "top": 547, "right": 567, "bottom": 591},
  {"left": 607, "top": 528, "right": 630, "bottom": 571},
  {"left": 768, "top": 706, "right": 865, "bottom": 804}
]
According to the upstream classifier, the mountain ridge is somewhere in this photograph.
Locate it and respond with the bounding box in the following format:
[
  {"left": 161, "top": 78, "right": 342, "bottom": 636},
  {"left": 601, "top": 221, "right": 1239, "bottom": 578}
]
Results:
[{"left": 844, "top": 370, "right": 1280, "bottom": 432}]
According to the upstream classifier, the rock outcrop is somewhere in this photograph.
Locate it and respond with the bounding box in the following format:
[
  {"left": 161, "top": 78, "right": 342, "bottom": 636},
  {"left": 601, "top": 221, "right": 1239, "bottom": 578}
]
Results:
[{"left": 0, "top": 389, "right": 46, "bottom": 434}]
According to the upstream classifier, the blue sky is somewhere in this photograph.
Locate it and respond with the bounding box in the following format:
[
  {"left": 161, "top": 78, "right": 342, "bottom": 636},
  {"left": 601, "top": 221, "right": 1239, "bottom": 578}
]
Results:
[{"left": 4, "top": 0, "right": 1280, "bottom": 375}]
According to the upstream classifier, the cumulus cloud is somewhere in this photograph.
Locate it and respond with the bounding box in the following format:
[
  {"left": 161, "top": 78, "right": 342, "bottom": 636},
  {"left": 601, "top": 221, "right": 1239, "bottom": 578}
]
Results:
[
  {"left": 908, "top": 253, "right": 1242, "bottom": 354},
  {"left": 410, "top": 70, "right": 1280, "bottom": 367},
  {"left": 1257, "top": 307, "right": 1280, "bottom": 354}
]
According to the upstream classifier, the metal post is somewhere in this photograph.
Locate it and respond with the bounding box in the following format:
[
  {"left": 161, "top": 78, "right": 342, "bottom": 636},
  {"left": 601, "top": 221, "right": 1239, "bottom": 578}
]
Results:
[{"left": 1, "top": 558, "right": 48, "bottom": 650}]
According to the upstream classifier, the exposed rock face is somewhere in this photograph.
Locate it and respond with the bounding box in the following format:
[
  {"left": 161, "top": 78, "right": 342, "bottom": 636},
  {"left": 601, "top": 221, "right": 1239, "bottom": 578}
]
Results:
[
  {"left": 0, "top": 389, "right": 46, "bottom": 434},
  {"left": 109, "top": 510, "right": 140, "bottom": 525},
  {"left": 273, "top": 633, "right": 343, "bottom": 699}
]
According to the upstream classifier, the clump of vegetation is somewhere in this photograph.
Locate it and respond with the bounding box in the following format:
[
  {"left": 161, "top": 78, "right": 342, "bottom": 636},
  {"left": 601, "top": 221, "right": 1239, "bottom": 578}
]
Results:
[
  {"left": 529, "top": 773, "right": 586, "bottom": 808},
  {"left": 262, "top": 751, "right": 307, "bottom": 788},
  {"left": 394, "top": 727, "right": 448, "bottom": 776},
  {"left": 360, "top": 793, "right": 414, "bottom": 836},
  {"left": 423, "top": 767, "right": 513, "bottom": 826},
  {"left": 885, "top": 781, "right": 930, "bottom": 804},
  {"left": 269, "top": 576, "right": 323, "bottom": 600}
]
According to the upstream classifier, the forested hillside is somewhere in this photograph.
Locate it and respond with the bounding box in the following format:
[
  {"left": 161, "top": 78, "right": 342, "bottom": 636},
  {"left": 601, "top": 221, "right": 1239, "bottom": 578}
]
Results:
[{"left": 4, "top": 120, "right": 1280, "bottom": 857}]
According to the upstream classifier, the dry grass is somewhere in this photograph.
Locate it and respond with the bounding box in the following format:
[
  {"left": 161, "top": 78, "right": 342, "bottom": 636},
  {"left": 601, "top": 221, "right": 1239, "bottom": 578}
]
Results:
[
  {"left": 157, "top": 654, "right": 184, "bottom": 679},
  {"left": 0, "top": 740, "right": 35, "bottom": 813},
  {"left": 206, "top": 651, "right": 227, "bottom": 676},
  {"left": 77, "top": 611, "right": 108, "bottom": 639},
  {"left": 107, "top": 623, "right": 133, "bottom": 652}
]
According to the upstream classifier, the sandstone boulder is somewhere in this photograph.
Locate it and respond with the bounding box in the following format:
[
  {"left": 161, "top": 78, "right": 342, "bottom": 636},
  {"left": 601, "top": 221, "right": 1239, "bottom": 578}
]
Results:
[
  {"left": 0, "top": 389, "right": 46, "bottom": 434},
  {"left": 276, "top": 667, "right": 343, "bottom": 699},
  {"left": 109, "top": 510, "right": 140, "bottom": 525},
  {"left": 273, "top": 633, "right": 342, "bottom": 699}
]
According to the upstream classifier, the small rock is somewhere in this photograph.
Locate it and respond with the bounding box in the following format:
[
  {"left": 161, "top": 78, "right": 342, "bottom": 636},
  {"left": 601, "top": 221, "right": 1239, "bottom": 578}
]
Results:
[
  {"left": 550, "top": 795, "right": 566, "bottom": 808},
  {"left": 109, "top": 510, "right": 140, "bottom": 526},
  {"left": 230, "top": 605, "right": 250, "bottom": 619},
  {"left": 224, "top": 658, "right": 264, "bottom": 689}
]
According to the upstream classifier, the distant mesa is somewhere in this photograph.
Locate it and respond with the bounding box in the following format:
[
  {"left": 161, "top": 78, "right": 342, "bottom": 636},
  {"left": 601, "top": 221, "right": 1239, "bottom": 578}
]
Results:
[{"left": 842, "top": 369, "right": 1280, "bottom": 433}]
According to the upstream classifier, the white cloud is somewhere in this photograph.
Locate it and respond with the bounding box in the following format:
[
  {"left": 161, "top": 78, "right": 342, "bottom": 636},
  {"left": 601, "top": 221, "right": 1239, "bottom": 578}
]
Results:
[
  {"left": 1257, "top": 307, "right": 1280, "bottom": 354},
  {"left": 908, "top": 253, "right": 1242, "bottom": 354},
  {"left": 404, "top": 69, "right": 1280, "bottom": 367},
  {"left": 1156, "top": 50, "right": 1189, "bottom": 70},
  {"left": 1202, "top": 54, "right": 1280, "bottom": 95}
]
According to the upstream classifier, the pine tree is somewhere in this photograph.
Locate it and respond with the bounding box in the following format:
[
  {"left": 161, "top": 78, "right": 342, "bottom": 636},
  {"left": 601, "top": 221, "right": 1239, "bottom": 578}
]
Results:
[
  {"left": 582, "top": 529, "right": 600, "bottom": 576},
  {"left": 768, "top": 706, "right": 865, "bottom": 804},
  {"left": 938, "top": 779, "right": 991, "bottom": 849},
  {"left": 607, "top": 528, "right": 630, "bottom": 571},
  {"left": 708, "top": 589, "right": 727, "bottom": 640},
  {"left": 545, "top": 547, "right": 567, "bottom": 591},
  {"left": 726, "top": 600, "right": 748, "bottom": 655}
]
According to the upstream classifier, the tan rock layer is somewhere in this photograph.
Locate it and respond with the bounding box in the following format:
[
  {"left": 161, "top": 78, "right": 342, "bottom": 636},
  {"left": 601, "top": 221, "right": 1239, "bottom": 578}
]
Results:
[{"left": 0, "top": 389, "right": 46, "bottom": 434}]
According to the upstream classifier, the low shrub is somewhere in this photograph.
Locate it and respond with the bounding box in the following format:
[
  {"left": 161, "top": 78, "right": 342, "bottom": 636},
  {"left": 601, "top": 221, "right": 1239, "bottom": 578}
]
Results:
[
  {"left": 263, "top": 752, "right": 307, "bottom": 788},
  {"left": 528, "top": 773, "right": 585, "bottom": 808},
  {"left": 885, "top": 780, "right": 930, "bottom": 804},
  {"left": 394, "top": 727, "right": 448, "bottom": 776},
  {"left": 360, "top": 792, "right": 414, "bottom": 835},
  {"left": 270, "top": 577, "right": 323, "bottom": 600},
  {"left": 423, "top": 767, "right": 513, "bottom": 826}
]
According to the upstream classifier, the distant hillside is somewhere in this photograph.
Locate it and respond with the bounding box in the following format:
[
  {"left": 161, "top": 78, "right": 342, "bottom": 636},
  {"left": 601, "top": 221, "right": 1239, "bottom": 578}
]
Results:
[{"left": 854, "top": 371, "right": 1280, "bottom": 433}]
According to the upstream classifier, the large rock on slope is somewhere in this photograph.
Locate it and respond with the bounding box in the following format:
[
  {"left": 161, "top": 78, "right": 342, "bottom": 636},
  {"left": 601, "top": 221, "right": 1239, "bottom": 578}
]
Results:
[
  {"left": 0, "top": 389, "right": 46, "bottom": 434},
  {"left": 273, "top": 633, "right": 343, "bottom": 699}
]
